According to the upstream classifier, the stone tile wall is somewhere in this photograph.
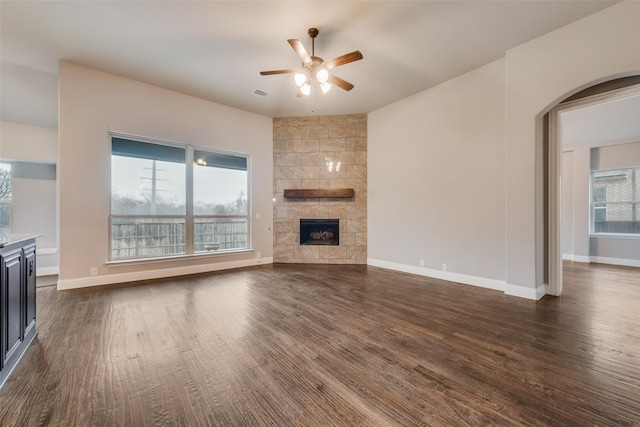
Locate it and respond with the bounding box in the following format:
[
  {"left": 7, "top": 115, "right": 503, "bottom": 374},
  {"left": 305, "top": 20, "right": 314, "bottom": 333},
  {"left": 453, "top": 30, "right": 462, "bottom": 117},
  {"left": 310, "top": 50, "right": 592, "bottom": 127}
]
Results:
[{"left": 273, "top": 114, "right": 367, "bottom": 264}]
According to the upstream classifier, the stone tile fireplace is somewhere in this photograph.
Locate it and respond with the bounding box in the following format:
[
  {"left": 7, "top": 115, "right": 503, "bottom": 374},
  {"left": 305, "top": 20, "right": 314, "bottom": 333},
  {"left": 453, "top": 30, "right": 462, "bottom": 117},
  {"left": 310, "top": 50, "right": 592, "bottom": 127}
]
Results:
[{"left": 273, "top": 114, "right": 367, "bottom": 264}]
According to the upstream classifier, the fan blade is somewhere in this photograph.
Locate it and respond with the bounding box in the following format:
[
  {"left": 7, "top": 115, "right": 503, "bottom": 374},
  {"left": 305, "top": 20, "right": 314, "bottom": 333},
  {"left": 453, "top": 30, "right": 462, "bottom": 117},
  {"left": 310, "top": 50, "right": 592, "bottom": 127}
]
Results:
[
  {"left": 328, "top": 74, "right": 355, "bottom": 91},
  {"left": 260, "top": 69, "right": 298, "bottom": 75},
  {"left": 325, "top": 51, "right": 363, "bottom": 69},
  {"left": 288, "top": 39, "right": 312, "bottom": 64}
]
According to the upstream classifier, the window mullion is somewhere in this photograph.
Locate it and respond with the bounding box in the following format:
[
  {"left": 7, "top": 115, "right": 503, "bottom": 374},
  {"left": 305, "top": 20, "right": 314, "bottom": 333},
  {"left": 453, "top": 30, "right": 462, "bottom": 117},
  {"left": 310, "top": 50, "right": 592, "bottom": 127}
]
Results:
[{"left": 186, "top": 147, "right": 195, "bottom": 254}]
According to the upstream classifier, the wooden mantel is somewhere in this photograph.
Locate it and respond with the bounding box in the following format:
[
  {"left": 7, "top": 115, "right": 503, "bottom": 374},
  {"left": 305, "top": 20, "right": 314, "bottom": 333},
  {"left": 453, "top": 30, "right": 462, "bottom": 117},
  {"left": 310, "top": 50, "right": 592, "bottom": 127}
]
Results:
[{"left": 284, "top": 188, "right": 355, "bottom": 199}]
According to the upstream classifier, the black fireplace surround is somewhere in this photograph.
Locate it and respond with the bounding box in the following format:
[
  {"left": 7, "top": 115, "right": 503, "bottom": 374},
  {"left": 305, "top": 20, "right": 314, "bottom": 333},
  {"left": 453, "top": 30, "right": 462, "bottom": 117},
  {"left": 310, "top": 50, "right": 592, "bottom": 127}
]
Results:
[{"left": 300, "top": 219, "right": 339, "bottom": 245}]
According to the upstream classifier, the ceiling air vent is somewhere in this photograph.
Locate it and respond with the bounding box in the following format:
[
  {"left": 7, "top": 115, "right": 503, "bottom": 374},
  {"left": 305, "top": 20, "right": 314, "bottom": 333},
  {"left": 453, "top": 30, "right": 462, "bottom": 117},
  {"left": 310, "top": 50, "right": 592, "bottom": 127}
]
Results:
[{"left": 253, "top": 89, "right": 269, "bottom": 97}]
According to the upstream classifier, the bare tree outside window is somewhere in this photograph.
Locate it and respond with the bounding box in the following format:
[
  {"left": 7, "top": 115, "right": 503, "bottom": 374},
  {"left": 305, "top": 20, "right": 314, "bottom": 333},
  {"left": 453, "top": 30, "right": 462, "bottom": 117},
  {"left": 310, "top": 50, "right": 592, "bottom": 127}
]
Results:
[
  {"left": 0, "top": 164, "right": 12, "bottom": 235},
  {"left": 0, "top": 165, "right": 10, "bottom": 201}
]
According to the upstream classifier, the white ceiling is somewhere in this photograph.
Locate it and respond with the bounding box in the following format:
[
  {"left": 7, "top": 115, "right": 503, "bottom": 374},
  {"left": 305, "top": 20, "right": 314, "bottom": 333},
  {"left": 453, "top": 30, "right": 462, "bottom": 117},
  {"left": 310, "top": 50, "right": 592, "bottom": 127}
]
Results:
[{"left": 1, "top": 1, "right": 619, "bottom": 128}]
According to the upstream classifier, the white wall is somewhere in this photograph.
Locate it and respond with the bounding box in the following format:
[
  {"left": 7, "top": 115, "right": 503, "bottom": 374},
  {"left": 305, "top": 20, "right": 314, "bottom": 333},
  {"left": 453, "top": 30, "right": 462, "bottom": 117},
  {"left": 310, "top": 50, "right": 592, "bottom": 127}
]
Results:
[
  {"left": 572, "top": 147, "right": 592, "bottom": 262},
  {"left": 11, "top": 163, "right": 56, "bottom": 246},
  {"left": 0, "top": 62, "right": 59, "bottom": 129},
  {"left": 592, "top": 141, "right": 640, "bottom": 170},
  {"left": 505, "top": 1, "right": 640, "bottom": 298},
  {"left": 1, "top": 120, "right": 59, "bottom": 274},
  {"left": 561, "top": 151, "right": 574, "bottom": 258},
  {"left": 1, "top": 121, "right": 57, "bottom": 163},
  {"left": 368, "top": 59, "right": 506, "bottom": 292},
  {"left": 369, "top": 1, "right": 640, "bottom": 299},
  {"left": 561, "top": 147, "right": 591, "bottom": 262},
  {"left": 561, "top": 94, "right": 640, "bottom": 147},
  {"left": 58, "top": 61, "right": 273, "bottom": 289},
  {"left": 590, "top": 236, "right": 640, "bottom": 266}
]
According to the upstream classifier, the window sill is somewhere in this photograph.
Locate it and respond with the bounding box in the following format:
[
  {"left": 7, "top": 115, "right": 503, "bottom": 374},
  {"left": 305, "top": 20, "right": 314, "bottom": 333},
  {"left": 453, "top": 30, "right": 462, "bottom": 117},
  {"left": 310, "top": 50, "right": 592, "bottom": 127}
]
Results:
[
  {"left": 105, "top": 248, "right": 255, "bottom": 268},
  {"left": 590, "top": 233, "right": 640, "bottom": 240}
]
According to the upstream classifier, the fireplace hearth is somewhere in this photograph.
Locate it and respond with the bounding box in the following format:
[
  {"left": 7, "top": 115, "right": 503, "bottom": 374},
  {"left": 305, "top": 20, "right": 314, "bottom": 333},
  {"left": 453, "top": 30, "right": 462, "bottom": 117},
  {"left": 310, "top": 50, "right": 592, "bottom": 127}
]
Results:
[{"left": 300, "top": 219, "right": 339, "bottom": 245}]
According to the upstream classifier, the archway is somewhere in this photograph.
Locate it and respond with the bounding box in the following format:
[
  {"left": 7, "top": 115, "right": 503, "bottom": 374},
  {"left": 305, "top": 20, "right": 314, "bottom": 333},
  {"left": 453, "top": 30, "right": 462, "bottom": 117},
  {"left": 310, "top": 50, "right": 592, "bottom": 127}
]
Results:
[{"left": 545, "top": 76, "right": 640, "bottom": 296}]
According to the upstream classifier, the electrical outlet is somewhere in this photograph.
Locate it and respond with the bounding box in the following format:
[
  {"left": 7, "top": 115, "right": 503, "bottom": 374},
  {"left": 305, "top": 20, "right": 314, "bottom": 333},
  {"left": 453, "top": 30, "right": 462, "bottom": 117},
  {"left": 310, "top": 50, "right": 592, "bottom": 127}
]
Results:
[
  {"left": 419, "top": 259, "right": 425, "bottom": 267},
  {"left": 90, "top": 267, "right": 98, "bottom": 276},
  {"left": 256, "top": 213, "right": 261, "bottom": 219},
  {"left": 257, "top": 252, "right": 262, "bottom": 263},
  {"left": 442, "top": 264, "right": 447, "bottom": 272}
]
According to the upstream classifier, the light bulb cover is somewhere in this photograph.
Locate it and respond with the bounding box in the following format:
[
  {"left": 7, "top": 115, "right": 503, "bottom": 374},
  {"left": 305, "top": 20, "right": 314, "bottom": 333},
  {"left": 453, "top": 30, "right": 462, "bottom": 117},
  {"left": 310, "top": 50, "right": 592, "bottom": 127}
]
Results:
[
  {"left": 320, "top": 82, "right": 331, "bottom": 94},
  {"left": 316, "top": 68, "right": 329, "bottom": 83},
  {"left": 294, "top": 73, "right": 307, "bottom": 87},
  {"left": 300, "top": 83, "right": 311, "bottom": 96}
]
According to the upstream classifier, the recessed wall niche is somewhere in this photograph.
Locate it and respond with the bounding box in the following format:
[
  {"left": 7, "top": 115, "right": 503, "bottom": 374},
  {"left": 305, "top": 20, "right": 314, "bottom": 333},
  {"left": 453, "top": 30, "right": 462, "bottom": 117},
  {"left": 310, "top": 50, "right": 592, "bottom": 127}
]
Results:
[{"left": 273, "top": 114, "right": 367, "bottom": 264}]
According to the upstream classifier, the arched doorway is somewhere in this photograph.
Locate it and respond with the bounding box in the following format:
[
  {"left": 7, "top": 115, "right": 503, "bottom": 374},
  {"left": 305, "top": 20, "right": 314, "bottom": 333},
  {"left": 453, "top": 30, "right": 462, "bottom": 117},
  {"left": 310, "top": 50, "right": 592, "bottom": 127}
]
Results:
[{"left": 546, "top": 76, "right": 640, "bottom": 296}]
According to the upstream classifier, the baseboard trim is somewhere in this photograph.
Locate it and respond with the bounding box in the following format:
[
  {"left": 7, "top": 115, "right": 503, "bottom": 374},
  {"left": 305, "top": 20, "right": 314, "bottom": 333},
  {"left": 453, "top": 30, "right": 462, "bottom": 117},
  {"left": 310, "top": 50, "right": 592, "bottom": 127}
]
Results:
[
  {"left": 367, "top": 258, "right": 506, "bottom": 293},
  {"left": 367, "top": 258, "right": 546, "bottom": 300},
  {"left": 58, "top": 257, "right": 273, "bottom": 290},
  {"left": 565, "top": 255, "right": 640, "bottom": 268},
  {"left": 590, "top": 256, "right": 640, "bottom": 268},
  {"left": 37, "top": 266, "right": 59, "bottom": 276},
  {"left": 36, "top": 248, "right": 58, "bottom": 255},
  {"left": 505, "top": 283, "right": 546, "bottom": 300},
  {"left": 562, "top": 253, "right": 574, "bottom": 261},
  {"left": 572, "top": 255, "right": 591, "bottom": 263}
]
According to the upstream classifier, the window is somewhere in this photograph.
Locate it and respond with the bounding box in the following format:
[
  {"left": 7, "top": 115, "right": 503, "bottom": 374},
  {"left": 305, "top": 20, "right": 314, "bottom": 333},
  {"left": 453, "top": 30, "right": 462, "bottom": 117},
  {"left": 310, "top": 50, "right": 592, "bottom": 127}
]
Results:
[
  {"left": 592, "top": 186, "right": 607, "bottom": 222},
  {"left": 591, "top": 167, "right": 640, "bottom": 234},
  {"left": 110, "top": 137, "right": 249, "bottom": 260},
  {"left": 0, "top": 163, "right": 11, "bottom": 236},
  {"left": 192, "top": 149, "right": 248, "bottom": 252}
]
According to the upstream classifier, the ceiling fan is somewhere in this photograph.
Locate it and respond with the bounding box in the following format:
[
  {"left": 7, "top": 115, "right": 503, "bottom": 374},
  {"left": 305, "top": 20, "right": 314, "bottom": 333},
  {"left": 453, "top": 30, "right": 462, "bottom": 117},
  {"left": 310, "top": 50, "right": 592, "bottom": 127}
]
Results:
[{"left": 260, "top": 28, "right": 363, "bottom": 96}]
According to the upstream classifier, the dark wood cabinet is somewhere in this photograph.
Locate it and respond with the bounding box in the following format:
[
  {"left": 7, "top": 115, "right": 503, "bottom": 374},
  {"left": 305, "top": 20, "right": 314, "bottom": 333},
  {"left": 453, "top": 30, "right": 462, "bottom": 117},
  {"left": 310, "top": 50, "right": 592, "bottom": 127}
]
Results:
[
  {"left": 24, "top": 243, "right": 37, "bottom": 335},
  {"left": 0, "top": 237, "right": 37, "bottom": 388},
  {"left": 3, "top": 247, "right": 23, "bottom": 367}
]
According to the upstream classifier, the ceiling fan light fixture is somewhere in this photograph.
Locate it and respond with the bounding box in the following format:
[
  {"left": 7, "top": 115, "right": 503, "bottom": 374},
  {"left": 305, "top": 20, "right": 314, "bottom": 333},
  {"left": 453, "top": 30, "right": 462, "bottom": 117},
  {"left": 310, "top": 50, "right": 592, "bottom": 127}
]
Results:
[
  {"left": 294, "top": 72, "right": 307, "bottom": 87},
  {"left": 260, "top": 28, "right": 362, "bottom": 96},
  {"left": 316, "top": 68, "right": 329, "bottom": 83}
]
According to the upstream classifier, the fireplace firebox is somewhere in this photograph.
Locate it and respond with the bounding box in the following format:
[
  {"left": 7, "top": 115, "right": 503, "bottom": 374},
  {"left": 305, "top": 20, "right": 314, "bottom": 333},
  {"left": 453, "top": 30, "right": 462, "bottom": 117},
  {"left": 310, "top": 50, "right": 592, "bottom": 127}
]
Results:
[{"left": 300, "top": 219, "right": 339, "bottom": 245}]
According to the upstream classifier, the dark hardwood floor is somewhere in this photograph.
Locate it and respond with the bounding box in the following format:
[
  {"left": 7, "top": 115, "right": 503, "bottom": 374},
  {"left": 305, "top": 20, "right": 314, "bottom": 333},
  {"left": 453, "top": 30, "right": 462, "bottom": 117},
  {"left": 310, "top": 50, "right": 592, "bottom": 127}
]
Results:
[{"left": 1, "top": 262, "right": 639, "bottom": 426}]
